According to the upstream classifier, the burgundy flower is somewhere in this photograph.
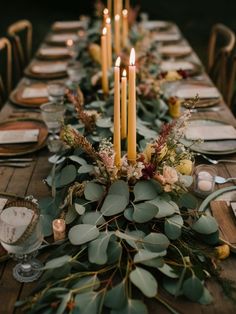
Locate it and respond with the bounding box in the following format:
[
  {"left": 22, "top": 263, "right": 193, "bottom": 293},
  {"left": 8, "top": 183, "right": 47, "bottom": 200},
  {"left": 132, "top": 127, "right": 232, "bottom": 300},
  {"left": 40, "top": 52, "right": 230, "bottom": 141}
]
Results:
[{"left": 142, "top": 163, "right": 156, "bottom": 179}]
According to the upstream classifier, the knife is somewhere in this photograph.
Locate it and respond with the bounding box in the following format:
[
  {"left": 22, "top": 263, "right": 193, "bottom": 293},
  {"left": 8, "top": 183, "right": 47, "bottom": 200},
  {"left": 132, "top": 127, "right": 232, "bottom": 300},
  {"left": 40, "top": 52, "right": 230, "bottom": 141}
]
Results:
[{"left": 190, "top": 107, "right": 223, "bottom": 113}]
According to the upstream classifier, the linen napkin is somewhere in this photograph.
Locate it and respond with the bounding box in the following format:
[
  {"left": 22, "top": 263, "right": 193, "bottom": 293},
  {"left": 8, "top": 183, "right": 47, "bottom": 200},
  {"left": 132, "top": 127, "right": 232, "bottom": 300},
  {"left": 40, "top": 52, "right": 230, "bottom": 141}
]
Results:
[
  {"left": 31, "top": 63, "right": 67, "bottom": 74},
  {"left": 50, "top": 33, "right": 78, "bottom": 42},
  {"left": 160, "top": 61, "right": 194, "bottom": 72},
  {"left": 0, "top": 198, "right": 8, "bottom": 211},
  {"left": 0, "top": 129, "right": 39, "bottom": 144},
  {"left": 159, "top": 45, "right": 192, "bottom": 55},
  {"left": 39, "top": 47, "right": 69, "bottom": 56},
  {"left": 176, "top": 86, "right": 220, "bottom": 99},
  {"left": 142, "top": 21, "right": 169, "bottom": 30},
  {"left": 22, "top": 87, "right": 48, "bottom": 99},
  {"left": 185, "top": 125, "right": 236, "bottom": 141}
]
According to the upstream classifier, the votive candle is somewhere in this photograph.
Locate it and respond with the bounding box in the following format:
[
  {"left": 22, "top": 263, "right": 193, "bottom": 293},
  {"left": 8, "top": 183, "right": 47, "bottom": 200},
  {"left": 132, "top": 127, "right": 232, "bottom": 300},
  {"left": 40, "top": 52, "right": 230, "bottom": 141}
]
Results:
[{"left": 52, "top": 219, "right": 66, "bottom": 241}]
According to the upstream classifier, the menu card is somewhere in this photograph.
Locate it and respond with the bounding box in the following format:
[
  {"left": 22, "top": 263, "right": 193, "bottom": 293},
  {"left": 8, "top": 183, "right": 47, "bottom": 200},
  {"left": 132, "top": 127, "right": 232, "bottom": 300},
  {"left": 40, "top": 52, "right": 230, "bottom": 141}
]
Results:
[
  {"left": 22, "top": 87, "right": 48, "bottom": 99},
  {"left": 39, "top": 47, "right": 69, "bottom": 56},
  {"left": 31, "top": 63, "right": 67, "bottom": 74},
  {"left": 185, "top": 125, "right": 236, "bottom": 141},
  {"left": 0, "top": 129, "right": 39, "bottom": 144}
]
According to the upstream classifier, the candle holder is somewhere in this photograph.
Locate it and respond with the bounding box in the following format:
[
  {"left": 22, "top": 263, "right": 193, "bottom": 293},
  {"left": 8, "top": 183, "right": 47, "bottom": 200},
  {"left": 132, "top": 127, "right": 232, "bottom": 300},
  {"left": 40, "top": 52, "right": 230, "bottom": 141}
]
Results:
[{"left": 193, "top": 164, "right": 217, "bottom": 198}]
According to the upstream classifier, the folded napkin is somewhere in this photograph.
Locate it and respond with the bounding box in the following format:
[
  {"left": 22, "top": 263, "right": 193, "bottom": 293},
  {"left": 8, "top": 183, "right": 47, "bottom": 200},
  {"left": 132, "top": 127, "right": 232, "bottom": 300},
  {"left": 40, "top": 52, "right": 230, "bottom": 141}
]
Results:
[
  {"left": 185, "top": 125, "right": 236, "bottom": 141},
  {"left": 54, "top": 21, "right": 84, "bottom": 29},
  {"left": 31, "top": 63, "right": 67, "bottom": 74},
  {"left": 160, "top": 61, "right": 194, "bottom": 72},
  {"left": 159, "top": 45, "right": 192, "bottom": 55},
  {"left": 39, "top": 47, "right": 69, "bottom": 56},
  {"left": 22, "top": 87, "right": 48, "bottom": 99},
  {"left": 0, "top": 198, "right": 7, "bottom": 211},
  {"left": 142, "top": 21, "right": 169, "bottom": 30},
  {"left": 176, "top": 86, "right": 220, "bottom": 99},
  {"left": 0, "top": 129, "right": 39, "bottom": 144},
  {"left": 50, "top": 33, "right": 78, "bottom": 42},
  {"left": 154, "top": 33, "right": 180, "bottom": 42}
]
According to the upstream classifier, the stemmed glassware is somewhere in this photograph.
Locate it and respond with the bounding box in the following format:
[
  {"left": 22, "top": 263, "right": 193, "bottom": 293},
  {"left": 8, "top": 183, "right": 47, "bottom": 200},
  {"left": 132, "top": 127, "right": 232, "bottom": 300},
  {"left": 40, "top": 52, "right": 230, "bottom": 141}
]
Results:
[
  {"left": 47, "top": 81, "right": 66, "bottom": 105},
  {"left": 0, "top": 200, "right": 43, "bottom": 282},
  {"left": 40, "top": 102, "right": 65, "bottom": 152}
]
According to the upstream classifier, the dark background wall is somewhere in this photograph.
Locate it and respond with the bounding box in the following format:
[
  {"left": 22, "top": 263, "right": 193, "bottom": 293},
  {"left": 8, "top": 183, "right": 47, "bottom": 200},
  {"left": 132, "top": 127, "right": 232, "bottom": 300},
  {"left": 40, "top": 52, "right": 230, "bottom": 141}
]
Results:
[{"left": 1, "top": 0, "right": 236, "bottom": 65}]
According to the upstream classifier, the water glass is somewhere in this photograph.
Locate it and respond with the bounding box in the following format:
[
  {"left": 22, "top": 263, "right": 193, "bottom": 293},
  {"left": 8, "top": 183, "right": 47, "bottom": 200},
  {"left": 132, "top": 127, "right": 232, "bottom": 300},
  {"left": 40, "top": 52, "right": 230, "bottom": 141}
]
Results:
[
  {"left": 47, "top": 81, "right": 66, "bottom": 105},
  {"left": 67, "top": 61, "right": 86, "bottom": 85},
  {"left": 193, "top": 164, "right": 217, "bottom": 198},
  {"left": 40, "top": 102, "right": 65, "bottom": 134}
]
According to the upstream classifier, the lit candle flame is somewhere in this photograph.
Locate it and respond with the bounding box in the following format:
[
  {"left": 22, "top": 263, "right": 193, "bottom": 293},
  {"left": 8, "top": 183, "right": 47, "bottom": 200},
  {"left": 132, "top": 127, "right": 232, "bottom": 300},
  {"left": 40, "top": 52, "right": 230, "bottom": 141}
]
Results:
[
  {"left": 102, "top": 27, "right": 107, "bottom": 36},
  {"left": 129, "top": 48, "right": 135, "bottom": 66},
  {"left": 115, "top": 14, "right": 120, "bottom": 21},
  {"left": 115, "top": 56, "right": 121, "bottom": 67},
  {"left": 106, "top": 17, "right": 111, "bottom": 24},
  {"left": 122, "top": 9, "right": 128, "bottom": 16},
  {"left": 103, "top": 8, "right": 109, "bottom": 15},
  {"left": 67, "top": 39, "right": 74, "bottom": 47},
  {"left": 122, "top": 69, "right": 127, "bottom": 77}
]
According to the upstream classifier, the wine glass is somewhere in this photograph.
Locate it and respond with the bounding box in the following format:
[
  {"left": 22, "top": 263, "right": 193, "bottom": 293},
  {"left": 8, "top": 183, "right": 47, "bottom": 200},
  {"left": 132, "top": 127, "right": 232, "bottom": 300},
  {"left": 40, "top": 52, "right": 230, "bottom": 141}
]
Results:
[
  {"left": 66, "top": 61, "right": 86, "bottom": 87},
  {"left": 47, "top": 81, "right": 66, "bottom": 105},
  {"left": 40, "top": 102, "right": 65, "bottom": 152},
  {"left": 0, "top": 200, "right": 43, "bottom": 282}
]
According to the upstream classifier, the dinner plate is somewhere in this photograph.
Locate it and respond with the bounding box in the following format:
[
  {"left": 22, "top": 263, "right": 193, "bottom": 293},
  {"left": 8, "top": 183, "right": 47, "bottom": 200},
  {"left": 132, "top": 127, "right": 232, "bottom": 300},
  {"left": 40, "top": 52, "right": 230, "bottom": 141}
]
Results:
[
  {"left": 142, "top": 20, "right": 172, "bottom": 31},
  {"left": 46, "top": 33, "right": 79, "bottom": 45},
  {"left": 24, "top": 61, "right": 68, "bottom": 80},
  {"left": 52, "top": 21, "right": 85, "bottom": 32},
  {"left": 180, "top": 119, "right": 236, "bottom": 155},
  {"left": 153, "top": 32, "right": 181, "bottom": 43},
  {"left": 36, "top": 47, "right": 71, "bottom": 60},
  {"left": 159, "top": 45, "right": 192, "bottom": 58},
  {"left": 10, "top": 82, "right": 49, "bottom": 108},
  {"left": 160, "top": 61, "right": 202, "bottom": 76},
  {"left": 0, "top": 118, "right": 48, "bottom": 156}
]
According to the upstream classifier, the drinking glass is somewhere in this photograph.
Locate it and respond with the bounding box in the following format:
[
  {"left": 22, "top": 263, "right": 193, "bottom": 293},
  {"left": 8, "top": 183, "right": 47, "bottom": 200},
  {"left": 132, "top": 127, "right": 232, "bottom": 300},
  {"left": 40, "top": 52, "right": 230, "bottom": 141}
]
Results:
[
  {"left": 193, "top": 164, "right": 217, "bottom": 198},
  {"left": 67, "top": 61, "right": 86, "bottom": 86},
  {"left": 47, "top": 81, "right": 66, "bottom": 105},
  {"left": 0, "top": 200, "right": 43, "bottom": 282},
  {"left": 40, "top": 102, "right": 65, "bottom": 152}
]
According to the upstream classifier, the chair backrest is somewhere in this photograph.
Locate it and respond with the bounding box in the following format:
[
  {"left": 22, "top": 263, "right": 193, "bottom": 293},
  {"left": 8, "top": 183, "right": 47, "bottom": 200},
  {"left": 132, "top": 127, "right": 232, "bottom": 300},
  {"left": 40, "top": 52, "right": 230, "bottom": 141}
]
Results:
[
  {"left": 226, "top": 53, "right": 236, "bottom": 109},
  {"left": 0, "top": 37, "right": 12, "bottom": 107},
  {"left": 7, "top": 20, "right": 32, "bottom": 67},
  {"left": 207, "top": 23, "right": 235, "bottom": 100}
]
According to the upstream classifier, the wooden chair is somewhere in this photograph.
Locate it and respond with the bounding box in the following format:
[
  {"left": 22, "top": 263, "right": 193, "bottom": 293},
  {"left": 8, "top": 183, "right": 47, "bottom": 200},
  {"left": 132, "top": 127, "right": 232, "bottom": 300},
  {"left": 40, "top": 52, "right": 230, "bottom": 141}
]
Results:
[
  {"left": 0, "top": 37, "right": 12, "bottom": 108},
  {"left": 7, "top": 20, "right": 32, "bottom": 72},
  {"left": 226, "top": 54, "right": 236, "bottom": 113},
  {"left": 207, "top": 23, "right": 235, "bottom": 101}
]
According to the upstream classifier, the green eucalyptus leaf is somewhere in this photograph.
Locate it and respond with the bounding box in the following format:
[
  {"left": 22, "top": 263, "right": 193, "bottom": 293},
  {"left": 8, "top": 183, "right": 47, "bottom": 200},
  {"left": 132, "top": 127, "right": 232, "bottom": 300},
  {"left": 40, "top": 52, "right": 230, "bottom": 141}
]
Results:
[
  {"left": 149, "top": 196, "right": 177, "bottom": 218},
  {"left": 40, "top": 214, "right": 53, "bottom": 237},
  {"left": 84, "top": 182, "right": 105, "bottom": 201},
  {"left": 111, "top": 299, "right": 148, "bottom": 314},
  {"left": 163, "top": 278, "right": 183, "bottom": 297},
  {"left": 88, "top": 232, "right": 111, "bottom": 265},
  {"left": 78, "top": 164, "right": 95, "bottom": 174},
  {"left": 134, "top": 249, "right": 162, "bottom": 263},
  {"left": 182, "top": 276, "right": 204, "bottom": 302},
  {"left": 198, "top": 287, "right": 213, "bottom": 305},
  {"left": 75, "top": 203, "right": 86, "bottom": 215},
  {"left": 141, "top": 257, "right": 164, "bottom": 268},
  {"left": 178, "top": 192, "right": 198, "bottom": 209},
  {"left": 44, "top": 255, "right": 71, "bottom": 270},
  {"left": 69, "top": 155, "right": 87, "bottom": 165},
  {"left": 192, "top": 215, "right": 218, "bottom": 235},
  {"left": 73, "top": 291, "right": 102, "bottom": 314},
  {"left": 65, "top": 206, "right": 78, "bottom": 224},
  {"left": 129, "top": 267, "right": 158, "bottom": 298},
  {"left": 70, "top": 274, "right": 100, "bottom": 291},
  {"left": 68, "top": 224, "right": 99, "bottom": 245},
  {"left": 56, "top": 292, "right": 71, "bottom": 314},
  {"left": 107, "top": 239, "right": 122, "bottom": 264},
  {"left": 199, "top": 230, "right": 219, "bottom": 245},
  {"left": 124, "top": 207, "right": 134, "bottom": 221},
  {"left": 104, "top": 280, "right": 127, "bottom": 309},
  {"left": 125, "top": 230, "right": 146, "bottom": 250},
  {"left": 157, "top": 263, "right": 179, "bottom": 278},
  {"left": 143, "top": 232, "right": 170, "bottom": 252},
  {"left": 89, "top": 100, "right": 106, "bottom": 109},
  {"left": 164, "top": 215, "right": 183, "bottom": 240},
  {"left": 55, "top": 165, "right": 77, "bottom": 188},
  {"left": 101, "top": 194, "right": 128, "bottom": 216},
  {"left": 133, "top": 202, "right": 158, "bottom": 223},
  {"left": 109, "top": 180, "right": 129, "bottom": 202},
  {"left": 96, "top": 117, "right": 113, "bottom": 128},
  {"left": 133, "top": 181, "right": 158, "bottom": 202},
  {"left": 82, "top": 211, "right": 105, "bottom": 226}
]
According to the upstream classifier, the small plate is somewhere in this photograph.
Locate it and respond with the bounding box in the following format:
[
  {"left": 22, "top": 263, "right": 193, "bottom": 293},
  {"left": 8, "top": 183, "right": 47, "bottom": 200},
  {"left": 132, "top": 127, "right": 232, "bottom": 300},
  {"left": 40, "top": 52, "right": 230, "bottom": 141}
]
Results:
[
  {"left": 0, "top": 118, "right": 48, "bottom": 156},
  {"left": 142, "top": 20, "right": 172, "bottom": 31},
  {"left": 10, "top": 82, "right": 49, "bottom": 108},
  {"left": 180, "top": 119, "right": 236, "bottom": 155},
  {"left": 24, "top": 61, "right": 67, "bottom": 80},
  {"left": 45, "top": 33, "right": 79, "bottom": 46},
  {"left": 36, "top": 47, "right": 71, "bottom": 60},
  {"left": 52, "top": 21, "right": 85, "bottom": 32},
  {"left": 160, "top": 61, "right": 202, "bottom": 77}
]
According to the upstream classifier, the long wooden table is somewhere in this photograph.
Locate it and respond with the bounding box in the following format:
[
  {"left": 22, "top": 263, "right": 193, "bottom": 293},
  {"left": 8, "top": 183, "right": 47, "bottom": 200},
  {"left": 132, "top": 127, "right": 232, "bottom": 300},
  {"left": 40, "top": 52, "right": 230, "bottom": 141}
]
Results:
[{"left": 1, "top": 21, "right": 236, "bottom": 314}]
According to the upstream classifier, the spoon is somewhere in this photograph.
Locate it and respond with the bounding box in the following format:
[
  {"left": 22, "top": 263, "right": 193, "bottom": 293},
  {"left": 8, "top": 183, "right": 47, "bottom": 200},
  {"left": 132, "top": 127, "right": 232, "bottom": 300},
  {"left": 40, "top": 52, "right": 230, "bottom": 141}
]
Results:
[
  {"left": 215, "top": 176, "right": 236, "bottom": 184},
  {"left": 195, "top": 153, "right": 236, "bottom": 165}
]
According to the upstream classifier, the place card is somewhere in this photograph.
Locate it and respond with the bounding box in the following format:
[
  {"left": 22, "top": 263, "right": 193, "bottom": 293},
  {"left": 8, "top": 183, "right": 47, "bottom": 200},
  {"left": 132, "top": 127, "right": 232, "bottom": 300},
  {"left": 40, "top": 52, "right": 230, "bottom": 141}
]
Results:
[
  {"left": 22, "top": 87, "right": 48, "bottom": 99},
  {"left": 0, "top": 198, "right": 8, "bottom": 211},
  {"left": 185, "top": 125, "right": 236, "bottom": 141},
  {"left": 39, "top": 47, "right": 70, "bottom": 56},
  {"left": 160, "top": 61, "right": 194, "bottom": 72},
  {"left": 176, "top": 86, "right": 220, "bottom": 99},
  {"left": 50, "top": 33, "right": 78, "bottom": 42},
  {"left": 0, "top": 129, "right": 39, "bottom": 144},
  {"left": 31, "top": 63, "right": 67, "bottom": 74}
]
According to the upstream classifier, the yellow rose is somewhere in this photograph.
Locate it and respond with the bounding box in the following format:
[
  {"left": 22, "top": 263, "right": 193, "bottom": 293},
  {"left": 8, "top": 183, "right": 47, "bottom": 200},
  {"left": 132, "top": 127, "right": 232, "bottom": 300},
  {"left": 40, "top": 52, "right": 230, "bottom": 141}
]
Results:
[
  {"left": 215, "top": 244, "right": 230, "bottom": 260},
  {"left": 143, "top": 143, "right": 155, "bottom": 162},
  {"left": 165, "top": 70, "right": 182, "bottom": 81},
  {"left": 176, "top": 159, "right": 193, "bottom": 175},
  {"left": 88, "top": 43, "right": 101, "bottom": 64}
]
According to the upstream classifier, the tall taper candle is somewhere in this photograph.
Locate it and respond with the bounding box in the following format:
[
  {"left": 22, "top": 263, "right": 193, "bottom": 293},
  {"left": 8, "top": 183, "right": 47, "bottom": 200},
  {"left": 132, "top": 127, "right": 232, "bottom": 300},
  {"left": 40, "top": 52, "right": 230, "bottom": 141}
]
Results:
[
  {"left": 121, "top": 69, "right": 127, "bottom": 139},
  {"left": 107, "top": 0, "right": 112, "bottom": 14},
  {"left": 114, "top": 14, "right": 121, "bottom": 55},
  {"left": 103, "top": 8, "right": 109, "bottom": 26},
  {"left": 106, "top": 17, "right": 112, "bottom": 68},
  {"left": 101, "top": 27, "right": 109, "bottom": 94},
  {"left": 128, "top": 48, "right": 136, "bottom": 162},
  {"left": 114, "top": 57, "right": 121, "bottom": 166},
  {"left": 122, "top": 9, "right": 128, "bottom": 48}
]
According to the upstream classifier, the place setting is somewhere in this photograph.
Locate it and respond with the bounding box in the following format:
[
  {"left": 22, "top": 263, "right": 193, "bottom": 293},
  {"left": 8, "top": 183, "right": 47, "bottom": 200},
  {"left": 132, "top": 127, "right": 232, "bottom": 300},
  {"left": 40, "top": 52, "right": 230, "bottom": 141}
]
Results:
[
  {"left": 158, "top": 44, "right": 192, "bottom": 58},
  {"left": 51, "top": 20, "right": 87, "bottom": 32},
  {"left": 159, "top": 60, "right": 202, "bottom": 76},
  {"left": 36, "top": 46, "right": 72, "bottom": 60},
  {"left": 24, "top": 60, "right": 68, "bottom": 79},
  {"left": 45, "top": 33, "right": 79, "bottom": 46}
]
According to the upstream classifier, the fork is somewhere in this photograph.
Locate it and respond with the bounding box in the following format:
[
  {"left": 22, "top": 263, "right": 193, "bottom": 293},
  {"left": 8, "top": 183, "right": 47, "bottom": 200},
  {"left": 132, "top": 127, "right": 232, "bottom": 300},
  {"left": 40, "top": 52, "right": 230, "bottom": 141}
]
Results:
[{"left": 195, "top": 153, "right": 236, "bottom": 164}]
